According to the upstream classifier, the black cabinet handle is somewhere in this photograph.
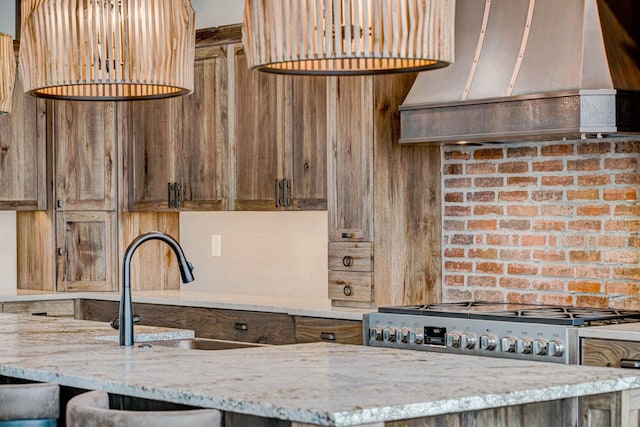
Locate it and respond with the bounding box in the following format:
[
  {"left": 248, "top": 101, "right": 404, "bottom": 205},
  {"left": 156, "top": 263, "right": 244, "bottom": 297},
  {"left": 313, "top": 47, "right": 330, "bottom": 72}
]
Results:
[
  {"left": 234, "top": 322, "right": 249, "bottom": 331},
  {"left": 342, "top": 256, "right": 353, "bottom": 267},
  {"left": 343, "top": 285, "right": 353, "bottom": 297},
  {"left": 168, "top": 183, "right": 176, "bottom": 208},
  {"left": 621, "top": 359, "right": 640, "bottom": 369},
  {"left": 275, "top": 179, "right": 283, "bottom": 208},
  {"left": 283, "top": 179, "right": 291, "bottom": 207},
  {"left": 341, "top": 232, "right": 354, "bottom": 239}
]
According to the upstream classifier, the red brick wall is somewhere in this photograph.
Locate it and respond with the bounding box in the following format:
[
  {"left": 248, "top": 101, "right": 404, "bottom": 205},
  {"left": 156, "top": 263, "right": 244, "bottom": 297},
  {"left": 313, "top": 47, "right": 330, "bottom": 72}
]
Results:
[{"left": 442, "top": 139, "right": 640, "bottom": 309}]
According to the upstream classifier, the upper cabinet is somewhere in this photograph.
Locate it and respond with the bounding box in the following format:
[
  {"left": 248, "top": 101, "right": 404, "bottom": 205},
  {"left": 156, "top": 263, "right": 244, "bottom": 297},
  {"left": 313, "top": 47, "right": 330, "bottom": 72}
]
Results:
[
  {"left": 232, "top": 46, "right": 327, "bottom": 211},
  {"left": 0, "top": 74, "right": 46, "bottom": 210},
  {"left": 53, "top": 101, "right": 117, "bottom": 211}
]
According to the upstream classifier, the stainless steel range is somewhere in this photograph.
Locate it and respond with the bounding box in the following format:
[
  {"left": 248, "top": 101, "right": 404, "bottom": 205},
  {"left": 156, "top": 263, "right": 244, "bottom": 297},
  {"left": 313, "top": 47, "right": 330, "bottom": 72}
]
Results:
[{"left": 364, "top": 302, "right": 640, "bottom": 364}]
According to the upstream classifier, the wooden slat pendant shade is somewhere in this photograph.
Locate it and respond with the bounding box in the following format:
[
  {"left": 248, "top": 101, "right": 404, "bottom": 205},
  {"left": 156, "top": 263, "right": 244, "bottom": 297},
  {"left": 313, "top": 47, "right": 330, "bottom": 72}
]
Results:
[
  {"left": 0, "top": 33, "right": 16, "bottom": 114},
  {"left": 242, "top": 0, "right": 455, "bottom": 75},
  {"left": 18, "top": 0, "right": 196, "bottom": 100}
]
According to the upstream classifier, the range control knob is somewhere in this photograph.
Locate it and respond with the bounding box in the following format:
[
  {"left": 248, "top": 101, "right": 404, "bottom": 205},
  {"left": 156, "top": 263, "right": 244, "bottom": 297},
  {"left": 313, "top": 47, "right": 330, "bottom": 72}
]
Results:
[
  {"left": 479, "top": 334, "right": 497, "bottom": 351},
  {"left": 548, "top": 339, "right": 564, "bottom": 357},
  {"left": 383, "top": 327, "right": 397, "bottom": 342},
  {"left": 445, "top": 331, "right": 461, "bottom": 348},
  {"left": 395, "top": 328, "right": 410, "bottom": 343},
  {"left": 532, "top": 338, "right": 548, "bottom": 356},
  {"left": 408, "top": 329, "right": 424, "bottom": 345},
  {"left": 500, "top": 336, "right": 516, "bottom": 353},
  {"left": 369, "top": 327, "right": 383, "bottom": 342},
  {"left": 460, "top": 333, "right": 476, "bottom": 349},
  {"left": 516, "top": 337, "right": 533, "bottom": 354}
]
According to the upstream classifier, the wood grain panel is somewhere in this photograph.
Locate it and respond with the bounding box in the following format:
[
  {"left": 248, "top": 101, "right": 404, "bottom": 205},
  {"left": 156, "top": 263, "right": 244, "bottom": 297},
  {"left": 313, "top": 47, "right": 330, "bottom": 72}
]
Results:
[
  {"left": 233, "top": 47, "right": 288, "bottom": 210},
  {"left": 328, "top": 271, "right": 373, "bottom": 302},
  {"left": 124, "top": 97, "right": 182, "bottom": 211},
  {"left": 181, "top": 44, "right": 229, "bottom": 211},
  {"left": 75, "top": 300, "right": 187, "bottom": 329},
  {"left": 0, "top": 74, "right": 46, "bottom": 210},
  {"left": 372, "top": 73, "right": 442, "bottom": 307},
  {"left": 17, "top": 211, "right": 55, "bottom": 291},
  {"left": 2, "top": 300, "right": 74, "bottom": 317},
  {"left": 328, "top": 242, "right": 373, "bottom": 272},
  {"left": 582, "top": 338, "right": 640, "bottom": 368},
  {"left": 327, "top": 76, "right": 373, "bottom": 241},
  {"left": 53, "top": 100, "right": 116, "bottom": 211},
  {"left": 56, "top": 211, "right": 116, "bottom": 292},
  {"left": 118, "top": 212, "right": 180, "bottom": 291},
  {"left": 186, "top": 308, "right": 296, "bottom": 344},
  {"left": 289, "top": 75, "right": 327, "bottom": 210},
  {"left": 294, "top": 317, "right": 362, "bottom": 345}
]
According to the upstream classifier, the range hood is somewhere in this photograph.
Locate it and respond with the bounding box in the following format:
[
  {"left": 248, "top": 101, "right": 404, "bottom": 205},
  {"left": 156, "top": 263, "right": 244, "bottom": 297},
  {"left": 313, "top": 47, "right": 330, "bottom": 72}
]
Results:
[{"left": 400, "top": 0, "right": 640, "bottom": 144}]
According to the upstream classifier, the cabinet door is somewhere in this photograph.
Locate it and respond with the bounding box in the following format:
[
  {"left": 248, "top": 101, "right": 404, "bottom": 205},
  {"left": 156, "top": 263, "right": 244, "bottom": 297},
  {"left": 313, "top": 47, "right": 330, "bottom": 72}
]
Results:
[
  {"left": 232, "top": 47, "right": 289, "bottom": 210},
  {"left": 0, "top": 75, "right": 46, "bottom": 210},
  {"left": 327, "top": 76, "right": 373, "bottom": 241},
  {"left": 53, "top": 101, "right": 116, "bottom": 211},
  {"left": 181, "top": 45, "right": 229, "bottom": 210},
  {"left": 288, "top": 76, "right": 327, "bottom": 210},
  {"left": 56, "top": 211, "right": 117, "bottom": 292},
  {"left": 124, "top": 98, "right": 182, "bottom": 211}
]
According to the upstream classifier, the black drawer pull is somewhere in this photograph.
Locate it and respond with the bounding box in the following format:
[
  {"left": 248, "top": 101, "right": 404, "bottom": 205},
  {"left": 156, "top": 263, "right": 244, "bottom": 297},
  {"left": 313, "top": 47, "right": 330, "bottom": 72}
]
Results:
[
  {"left": 320, "top": 332, "right": 336, "bottom": 341},
  {"left": 621, "top": 359, "right": 640, "bottom": 369},
  {"left": 343, "top": 285, "right": 353, "bottom": 297},
  {"left": 234, "top": 322, "right": 249, "bottom": 331},
  {"left": 341, "top": 232, "right": 354, "bottom": 239},
  {"left": 342, "top": 256, "right": 353, "bottom": 267}
]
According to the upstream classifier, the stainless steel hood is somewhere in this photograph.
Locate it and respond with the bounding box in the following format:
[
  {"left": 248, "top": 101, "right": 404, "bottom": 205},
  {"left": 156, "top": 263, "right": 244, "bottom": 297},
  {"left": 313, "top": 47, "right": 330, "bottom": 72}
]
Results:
[{"left": 400, "top": 0, "right": 640, "bottom": 144}]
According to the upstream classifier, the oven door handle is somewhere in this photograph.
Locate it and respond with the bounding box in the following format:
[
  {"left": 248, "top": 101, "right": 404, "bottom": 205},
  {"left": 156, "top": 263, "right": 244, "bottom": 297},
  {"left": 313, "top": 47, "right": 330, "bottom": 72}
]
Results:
[{"left": 620, "top": 359, "right": 640, "bottom": 369}]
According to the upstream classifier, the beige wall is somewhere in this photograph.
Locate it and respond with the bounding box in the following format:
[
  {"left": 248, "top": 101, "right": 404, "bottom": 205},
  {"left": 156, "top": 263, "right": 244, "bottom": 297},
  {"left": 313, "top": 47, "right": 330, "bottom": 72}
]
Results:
[{"left": 180, "top": 211, "right": 328, "bottom": 299}]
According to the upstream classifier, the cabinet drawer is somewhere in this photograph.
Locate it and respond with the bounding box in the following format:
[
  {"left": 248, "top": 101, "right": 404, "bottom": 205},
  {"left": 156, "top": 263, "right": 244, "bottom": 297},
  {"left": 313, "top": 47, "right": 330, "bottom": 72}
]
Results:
[
  {"left": 294, "top": 316, "right": 363, "bottom": 345},
  {"left": 2, "top": 300, "right": 75, "bottom": 317},
  {"left": 328, "top": 242, "right": 372, "bottom": 272},
  {"left": 186, "top": 308, "right": 296, "bottom": 345},
  {"left": 582, "top": 338, "right": 640, "bottom": 368},
  {"left": 328, "top": 271, "right": 373, "bottom": 302}
]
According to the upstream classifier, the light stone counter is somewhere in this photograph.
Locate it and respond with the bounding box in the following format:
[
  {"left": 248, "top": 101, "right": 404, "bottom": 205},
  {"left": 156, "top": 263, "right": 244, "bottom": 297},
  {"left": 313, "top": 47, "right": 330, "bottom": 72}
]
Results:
[
  {"left": 578, "top": 321, "right": 640, "bottom": 341},
  {"left": 2, "top": 314, "right": 640, "bottom": 426},
  {"left": 0, "top": 289, "right": 368, "bottom": 320}
]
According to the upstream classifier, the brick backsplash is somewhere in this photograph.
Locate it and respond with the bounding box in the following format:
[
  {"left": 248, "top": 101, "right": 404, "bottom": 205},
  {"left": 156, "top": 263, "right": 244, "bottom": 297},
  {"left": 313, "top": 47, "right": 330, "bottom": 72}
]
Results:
[{"left": 442, "top": 138, "right": 640, "bottom": 309}]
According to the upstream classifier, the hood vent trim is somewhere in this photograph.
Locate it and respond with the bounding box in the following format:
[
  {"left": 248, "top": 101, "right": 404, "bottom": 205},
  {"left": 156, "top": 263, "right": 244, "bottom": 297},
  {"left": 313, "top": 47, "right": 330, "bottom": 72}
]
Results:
[{"left": 400, "top": 0, "right": 640, "bottom": 145}]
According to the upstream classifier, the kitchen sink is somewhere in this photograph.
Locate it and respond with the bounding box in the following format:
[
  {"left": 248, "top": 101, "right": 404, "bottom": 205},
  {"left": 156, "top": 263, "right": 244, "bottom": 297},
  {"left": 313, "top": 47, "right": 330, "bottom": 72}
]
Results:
[{"left": 139, "top": 338, "right": 266, "bottom": 351}]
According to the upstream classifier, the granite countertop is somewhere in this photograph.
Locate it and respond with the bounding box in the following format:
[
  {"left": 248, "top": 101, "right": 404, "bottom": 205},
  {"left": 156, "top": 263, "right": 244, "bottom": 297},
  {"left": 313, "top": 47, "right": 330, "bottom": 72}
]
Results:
[
  {"left": 2, "top": 314, "right": 640, "bottom": 426},
  {"left": 0, "top": 289, "right": 369, "bottom": 320}
]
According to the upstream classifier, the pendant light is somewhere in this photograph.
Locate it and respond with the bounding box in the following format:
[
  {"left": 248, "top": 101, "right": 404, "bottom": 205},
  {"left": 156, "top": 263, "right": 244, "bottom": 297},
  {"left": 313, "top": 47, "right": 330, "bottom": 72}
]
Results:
[
  {"left": 18, "top": 0, "right": 196, "bottom": 101},
  {"left": 242, "top": 0, "right": 455, "bottom": 75},
  {"left": 0, "top": 33, "right": 16, "bottom": 114}
]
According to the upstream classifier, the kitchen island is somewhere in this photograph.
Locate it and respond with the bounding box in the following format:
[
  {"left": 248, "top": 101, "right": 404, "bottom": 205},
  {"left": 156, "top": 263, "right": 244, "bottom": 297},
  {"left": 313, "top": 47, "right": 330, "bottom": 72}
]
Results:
[{"left": 1, "top": 314, "right": 640, "bottom": 426}]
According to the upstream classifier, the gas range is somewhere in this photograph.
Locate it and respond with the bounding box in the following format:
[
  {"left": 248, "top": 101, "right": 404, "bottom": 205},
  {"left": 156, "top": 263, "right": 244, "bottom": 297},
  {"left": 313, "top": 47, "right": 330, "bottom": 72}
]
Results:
[{"left": 364, "top": 302, "right": 640, "bottom": 364}]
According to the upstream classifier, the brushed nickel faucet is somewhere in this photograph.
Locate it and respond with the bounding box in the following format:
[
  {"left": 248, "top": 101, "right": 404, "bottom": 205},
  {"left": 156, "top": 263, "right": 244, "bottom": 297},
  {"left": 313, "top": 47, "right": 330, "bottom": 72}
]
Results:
[{"left": 120, "top": 232, "right": 194, "bottom": 346}]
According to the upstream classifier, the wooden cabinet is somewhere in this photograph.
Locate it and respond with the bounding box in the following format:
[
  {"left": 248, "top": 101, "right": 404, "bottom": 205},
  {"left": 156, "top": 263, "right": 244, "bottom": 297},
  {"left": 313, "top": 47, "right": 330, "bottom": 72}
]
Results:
[
  {"left": 294, "top": 317, "right": 362, "bottom": 345},
  {"left": 125, "top": 44, "right": 229, "bottom": 212},
  {"left": 75, "top": 299, "right": 362, "bottom": 346},
  {"left": 327, "top": 74, "right": 442, "bottom": 308},
  {"left": 53, "top": 101, "right": 116, "bottom": 211},
  {"left": 55, "top": 211, "right": 117, "bottom": 292},
  {"left": 2, "top": 300, "right": 74, "bottom": 317},
  {"left": 232, "top": 47, "right": 327, "bottom": 211},
  {"left": 0, "top": 73, "right": 46, "bottom": 210},
  {"left": 582, "top": 338, "right": 640, "bottom": 368}
]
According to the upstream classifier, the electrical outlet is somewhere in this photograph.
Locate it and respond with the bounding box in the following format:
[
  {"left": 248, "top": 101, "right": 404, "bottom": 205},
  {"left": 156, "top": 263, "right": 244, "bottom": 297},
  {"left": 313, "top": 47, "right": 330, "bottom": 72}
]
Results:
[{"left": 211, "top": 235, "right": 221, "bottom": 257}]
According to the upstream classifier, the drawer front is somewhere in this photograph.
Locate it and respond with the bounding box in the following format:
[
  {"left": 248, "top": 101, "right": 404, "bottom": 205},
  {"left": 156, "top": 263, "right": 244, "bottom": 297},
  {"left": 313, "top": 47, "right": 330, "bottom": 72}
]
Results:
[
  {"left": 186, "top": 308, "right": 296, "bottom": 345},
  {"left": 582, "top": 338, "right": 640, "bottom": 368},
  {"left": 328, "top": 242, "right": 373, "bottom": 272},
  {"left": 2, "top": 300, "right": 75, "bottom": 317},
  {"left": 328, "top": 271, "right": 373, "bottom": 302},
  {"left": 295, "top": 316, "right": 363, "bottom": 345}
]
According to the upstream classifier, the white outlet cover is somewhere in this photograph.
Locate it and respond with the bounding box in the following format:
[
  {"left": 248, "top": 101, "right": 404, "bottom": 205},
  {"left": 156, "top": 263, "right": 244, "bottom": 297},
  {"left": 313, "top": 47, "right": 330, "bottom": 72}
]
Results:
[{"left": 211, "top": 235, "right": 222, "bottom": 257}]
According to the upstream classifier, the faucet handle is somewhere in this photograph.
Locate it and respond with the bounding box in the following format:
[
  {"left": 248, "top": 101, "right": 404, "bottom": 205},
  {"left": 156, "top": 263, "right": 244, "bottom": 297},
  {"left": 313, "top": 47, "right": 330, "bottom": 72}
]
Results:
[{"left": 110, "top": 315, "right": 141, "bottom": 330}]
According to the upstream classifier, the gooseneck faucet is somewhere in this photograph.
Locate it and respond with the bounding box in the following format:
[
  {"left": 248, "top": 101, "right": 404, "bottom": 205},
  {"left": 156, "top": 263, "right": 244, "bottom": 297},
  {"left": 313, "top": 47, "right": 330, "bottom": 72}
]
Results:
[{"left": 120, "top": 232, "right": 195, "bottom": 346}]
